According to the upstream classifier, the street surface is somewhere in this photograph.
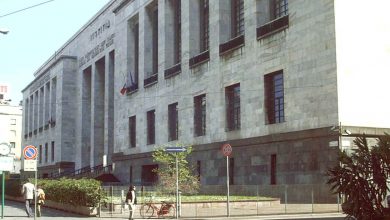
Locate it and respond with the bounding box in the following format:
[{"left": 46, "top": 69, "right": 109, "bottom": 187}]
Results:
[{"left": 1, "top": 200, "right": 345, "bottom": 219}]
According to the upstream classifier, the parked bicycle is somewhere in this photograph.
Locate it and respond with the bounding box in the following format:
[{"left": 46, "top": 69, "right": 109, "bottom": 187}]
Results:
[{"left": 140, "top": 200, "right": 176, "bottom": 218}]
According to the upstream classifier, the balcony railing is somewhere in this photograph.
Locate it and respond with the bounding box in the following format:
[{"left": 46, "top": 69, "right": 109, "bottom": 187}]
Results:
[
  {"left": 144, "top": 73, "right": 158, "bottom": 87},
  {"left": 189, "top": 50, "right": 210, "bottom": 68},
  {"left": 164, "top": 63, "right": 181, "bottom": 79},
  {"left": 47, "top": 164, "right": 113, "bottom": 179},
  {"left": 257, "top": 15, "right": 289, "bottom": 39},
  {"left": 219, "top": 35, "right": 245, "bottom": 56}
]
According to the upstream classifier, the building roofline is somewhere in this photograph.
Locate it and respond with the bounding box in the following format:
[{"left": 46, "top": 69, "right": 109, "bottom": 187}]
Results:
[
  {"left": 21, "top": 55, "right": 77, "bottom": 93},
  {"left": 31, "top": 0, "right": 117, "bottom": 78}
]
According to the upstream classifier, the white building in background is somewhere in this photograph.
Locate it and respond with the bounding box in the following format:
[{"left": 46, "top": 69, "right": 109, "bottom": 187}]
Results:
[{"left": 0, "top": 85, "right": 22, "bottom": 173}]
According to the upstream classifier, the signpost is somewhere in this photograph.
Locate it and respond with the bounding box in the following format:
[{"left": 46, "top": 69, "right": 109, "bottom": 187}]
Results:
[
  {"left": 0, "top": 143, "right": 12, "bottom": 219},
  {"left": 166, "top": 146, "right": 187, "bottom": 219},
  {"left": 23, "top": 145, "right": 38, "bottom": 220},
  {"left": 221, "top": 143, "right": 232, "bottom": 217}
]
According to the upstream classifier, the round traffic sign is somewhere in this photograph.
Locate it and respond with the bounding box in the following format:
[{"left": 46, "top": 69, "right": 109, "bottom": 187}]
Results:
[
  {"left": 221, "top": 143, "right": 232, "bottom": 157},
  {"left": 23, "top": 145, "right": 38, "bottom": 160}
]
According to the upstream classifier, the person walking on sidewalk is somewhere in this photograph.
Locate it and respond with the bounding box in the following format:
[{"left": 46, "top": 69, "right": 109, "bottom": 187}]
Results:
[
  {"left": 21, "top": 179, "right": 35, "bottom": 217},
  {"left": 36, "top": 185, "right": 46, "bottom": 217},
  {"left": 126, "top": 185, "right": 137, "bottom": 220}
]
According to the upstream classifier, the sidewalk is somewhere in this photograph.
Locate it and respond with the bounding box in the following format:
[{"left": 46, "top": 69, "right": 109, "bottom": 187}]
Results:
[{"left": 1, "top": 200, "right": 345, "bottom": 220}]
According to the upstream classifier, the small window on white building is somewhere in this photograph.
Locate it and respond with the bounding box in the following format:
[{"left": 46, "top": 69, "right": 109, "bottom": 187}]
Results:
[{"left": 10, "top": 119, "right": 16, "bottom": 125}]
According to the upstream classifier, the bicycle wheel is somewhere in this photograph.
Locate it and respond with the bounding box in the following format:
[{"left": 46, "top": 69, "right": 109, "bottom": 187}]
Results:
[
  {"left": 140, "top": 204, "right": 154, "bottom": 218},
  {"left": 165, "top": 205, "right": 176, "bottom": 218}
]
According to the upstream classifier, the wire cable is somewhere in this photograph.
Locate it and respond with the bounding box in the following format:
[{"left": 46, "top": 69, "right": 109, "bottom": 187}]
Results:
[{"left": 0, "top": 0, "right": 55, "bottom": 18}]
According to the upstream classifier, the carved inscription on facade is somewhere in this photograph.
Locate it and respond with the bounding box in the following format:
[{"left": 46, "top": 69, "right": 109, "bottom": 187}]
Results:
[
  {"left": 90, "top": 20, "right": 111, "bottom": 41},
  {"left": 79, "top": 33, "right": 115, "bottom": 67}
]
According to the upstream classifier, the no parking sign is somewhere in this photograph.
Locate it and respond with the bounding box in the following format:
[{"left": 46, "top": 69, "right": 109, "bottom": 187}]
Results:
[{"left": 23, "top": 145, "right": 38, "bottom": 160}]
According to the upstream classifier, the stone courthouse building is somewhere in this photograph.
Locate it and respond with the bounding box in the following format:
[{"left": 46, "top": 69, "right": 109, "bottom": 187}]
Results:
[{"left": 22, "top": 0, "right": 390, "bottom": 190}]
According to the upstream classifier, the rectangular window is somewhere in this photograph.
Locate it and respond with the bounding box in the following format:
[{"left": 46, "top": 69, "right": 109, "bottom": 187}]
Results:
[
  {"left": 51, "top": 141, "right": 55, "bottom": 161},
  {"left": 10, "top": 119, "right": 16, "bottom": 125},
  {"left": 264, "top": 70, "right": 284, "bottom": 124},
  {"left": 199, "top": 0, "right": 209, "bottom": 52},
  {"left": 270, "top": 154, "right": 277, "bottom": 185},
  {"left": 197, "top": 160, "right": 201, "bottom": 181},
  {"left": 147, "top": 110, "right": 155, "bottom": 145},
  {"left": 168, "top": 102, "right": 178, "bottom": 141},
  {"left": 225, "top": 84, "right": 241, "bottom": 131},
  {"left": 194, "top": 94, "right": 206, "bottom": 136},
  {"left": 129, "top": 165, "right": 133, "bottom": 184},
  {"left": 141, "top": 164, "right": 159, "bottom": 186},
  {"left": 152, "top": 6, "right": 159, "bottom": 74},
  {"left": 229, "top": 157, "right": 234, "bottom": 185},
  {"left": 173, "top": 0, "right": 181, "bottom": 64},
  {"left": 231, "top": 0, "right": 245, "bottom": 37},
  {"left": 10, "top": 142, "right": 15, "bottom": 148},
  {"left": 134, "top": 22, "right": 139, "bottom": 82},
  {"left": 129, "top": 116, "right": 136, "bottom": 148},
  {"left": 45, "top": 143, "right": 48, "bottom": 163},
  {"left": 271, "top": 0, "right": 288, "bottom": 20},
  {"left": 39, "top": 145, "right": 42, "bottom": 164}
]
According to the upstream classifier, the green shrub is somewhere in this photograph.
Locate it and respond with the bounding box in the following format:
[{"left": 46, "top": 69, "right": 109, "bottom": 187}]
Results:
[
  {"left": 3, "top": 177, "right": 105, "bottom": 207},
  {"left": 36, "top": 178, "right": 105, "bottom": 207},
  {"left": 4, "top": 179, "right": 22, "bottom": 197}
]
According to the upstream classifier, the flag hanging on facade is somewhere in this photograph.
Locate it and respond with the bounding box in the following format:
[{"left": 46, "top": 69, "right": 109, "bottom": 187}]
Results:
[
  {"left": 120, "top": 83, "right": 127, "bottom": 95},
  {"left": 120, "top": 71, "right": 136, "bottom": 95}
]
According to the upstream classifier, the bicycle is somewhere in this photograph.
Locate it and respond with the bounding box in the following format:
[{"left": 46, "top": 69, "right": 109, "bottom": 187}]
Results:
[{"left": 140, "top": 200, "right": 176, "bottom": 218}]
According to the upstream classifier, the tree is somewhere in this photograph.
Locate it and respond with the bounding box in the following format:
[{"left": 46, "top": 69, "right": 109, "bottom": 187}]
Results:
[
  {"left": 152, "top": 145, "right": 200, "bottom": 195},
  {"left": 327, "top": 134, "right": 390, "bottom": 219}
]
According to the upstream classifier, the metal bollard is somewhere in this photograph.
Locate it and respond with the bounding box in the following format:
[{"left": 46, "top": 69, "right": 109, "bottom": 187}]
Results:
[{"left": 178, "top": 191, "right": 182, "bottom": 217}]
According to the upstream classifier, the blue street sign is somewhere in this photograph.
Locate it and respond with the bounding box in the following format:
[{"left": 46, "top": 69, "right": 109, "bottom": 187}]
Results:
[{"left": 165, "top": 147, "right": 186, "bottom": 153}]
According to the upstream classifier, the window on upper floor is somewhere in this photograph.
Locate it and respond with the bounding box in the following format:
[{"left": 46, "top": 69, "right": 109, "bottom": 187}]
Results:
[
  {"left": 225, "top": 84, "right": 241, "bottom": 131},
  {"left": 194, "top": 94, "right": 206, "bottom": 137},
  {"left": 10, "top": 119, "right": 16, "bottom": 125},
  {"left": 231, "top": 0, "right": 245, "bottom": 38},
  {"left": 189, "top": 0, "right": 210, "bottom": 68},
  {"left": 145, "top": 1, "right": 159, "bottom": 87},
  {"left": 219, "top": 0, "right": 245, "bottom": 55},
  {"left": 168, "top": 102, "right": 178, "bottom": 141},
  {"left": 173, "top": 0, "right": 181, "bottom": 64},
  {"left": 256, "top": 0, "right": 289, "bottom": 39},
  {"left": 127, "top": 15, "right": 139, "bottom": 92},
  {"left": 10, "top": 142, "right": 15, "bottom": 148},
  {"left": 271, "top": 0, "right": 288, "bottom": 20},
  {"left": 164, "top": 0, "right": 182, "bottom": 78},
  {"left": 200, "top": 0, "right": 209, "bottom": 52},
  {"left": 264, "top": 70, "right": 285, "bottom": 124},
  {"left": 147, "top": 109, "right": 156, "bottom": 145},
  {"left": 129, "top": 115, "right": 136, "bottom": 148}
]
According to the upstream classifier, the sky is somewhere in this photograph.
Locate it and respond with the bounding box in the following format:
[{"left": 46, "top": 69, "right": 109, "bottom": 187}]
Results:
[{"left": 0, "top": 0, "right": 111, "bottom": 106}]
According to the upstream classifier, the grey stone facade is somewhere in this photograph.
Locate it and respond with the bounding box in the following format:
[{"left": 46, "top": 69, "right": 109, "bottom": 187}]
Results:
[{"left": 21, "top": 0, "right": 390, "bottom": 188}]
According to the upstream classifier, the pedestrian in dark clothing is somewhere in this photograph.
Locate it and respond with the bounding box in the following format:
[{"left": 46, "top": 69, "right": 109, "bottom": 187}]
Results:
[{"left": 126, "top": 185, "right": 137, "bottom": 220}]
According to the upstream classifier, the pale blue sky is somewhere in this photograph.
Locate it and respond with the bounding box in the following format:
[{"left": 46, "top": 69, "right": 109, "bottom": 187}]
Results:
[{"left": 0, "top": 0, "right": 110, "bottom": 105}]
